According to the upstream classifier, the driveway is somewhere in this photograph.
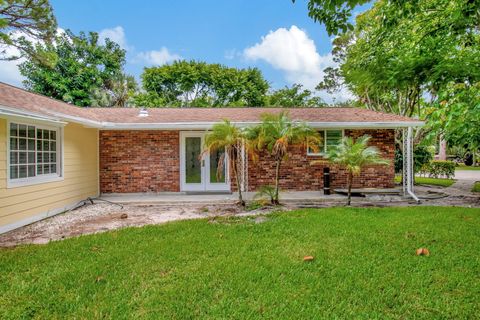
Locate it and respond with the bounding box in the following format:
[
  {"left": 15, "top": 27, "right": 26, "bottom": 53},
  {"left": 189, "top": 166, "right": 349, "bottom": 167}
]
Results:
[{"left": 454, "top": 169, "right": 480, "bottom": 181}]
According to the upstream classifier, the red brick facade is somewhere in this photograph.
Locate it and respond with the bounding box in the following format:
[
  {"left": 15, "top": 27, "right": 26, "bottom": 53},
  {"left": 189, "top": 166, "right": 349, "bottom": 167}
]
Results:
[
  {"left": 245, "top": 129, "right": 395, "bottom": 191},
  {"left": 100, "top": 130, "right": 180, "bottom": 193},
  {"left": 99, "top": 129, "right": 395, "bottom": 193}
]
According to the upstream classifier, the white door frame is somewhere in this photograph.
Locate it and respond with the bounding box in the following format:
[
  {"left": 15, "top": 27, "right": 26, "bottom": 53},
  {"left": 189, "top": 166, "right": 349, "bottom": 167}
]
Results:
[{"left": 179, "top": 131, "right": 230, "bottom": 192}]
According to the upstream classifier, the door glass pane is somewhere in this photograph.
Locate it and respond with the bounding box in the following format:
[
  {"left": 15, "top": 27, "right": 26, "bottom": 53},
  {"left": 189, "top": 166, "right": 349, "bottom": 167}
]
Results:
[
  {"left": 185, "top": 137, "right": 202, "bottom": 183},
  {"left": 210, "top": 148, "right": 226, "bottom": 183}
]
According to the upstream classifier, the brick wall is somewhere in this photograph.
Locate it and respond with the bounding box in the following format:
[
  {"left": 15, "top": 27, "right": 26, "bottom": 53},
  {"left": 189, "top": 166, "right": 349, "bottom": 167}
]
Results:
[
  {"left": 99, "top": 129, "right": 395, "bottom": 194},
  {"left": 244, "top": 129, "right": 395, "bottom": 191},
  {"left": 99, "top": 130, "right": 180, "bottom": 193}
]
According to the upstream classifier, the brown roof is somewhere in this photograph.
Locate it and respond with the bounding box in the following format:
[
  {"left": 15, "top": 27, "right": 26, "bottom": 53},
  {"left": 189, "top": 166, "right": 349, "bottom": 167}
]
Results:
[
  {"left": 85, "top": 107, "right": 416, "bottom": 123},
  {"left": 0, "top": 82, "right": 421, "bottom": 126}
]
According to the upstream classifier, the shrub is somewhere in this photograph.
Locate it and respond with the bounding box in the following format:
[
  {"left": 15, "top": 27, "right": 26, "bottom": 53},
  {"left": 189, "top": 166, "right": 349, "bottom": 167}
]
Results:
[
  {"left": 253, "top": 185, "right": 277, "bottom": 205},
  {"left": 420, "top": 160, "right": 456, "bottom": 179},
  {"left": 395, "top": 145, "right": 433, "bottom": 173}
]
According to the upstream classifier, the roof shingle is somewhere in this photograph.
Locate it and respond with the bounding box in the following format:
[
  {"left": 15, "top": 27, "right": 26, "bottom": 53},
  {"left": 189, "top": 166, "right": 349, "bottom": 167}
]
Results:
[{"left": 0, "top": 82, "right": 421, "bottom": 125}]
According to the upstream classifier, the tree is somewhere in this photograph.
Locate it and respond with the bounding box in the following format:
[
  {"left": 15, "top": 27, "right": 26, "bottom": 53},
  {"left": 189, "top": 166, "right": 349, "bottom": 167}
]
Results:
[
  {"left": 326, "top": 135, "right": 388, "bottom": 205},
  {"left": 293, "top": 0, "right": 369, "bottom": 35},
  {"left": 246, "top": 111, "right": 321, "bottom": 204},
  {"left": 315, "top": 0, "right": 480, "bottom": 147},
  {"left": 139, "top": 60, "right": 269, "bottom": 107},
  {"left": 267, "top": 84, "right": 325, "bottom": 107},
  {"left": 0, "top": 0, "right": 57, "bottom": 65},
  {"left": 19, "top": 30, "right": 127, "bottom": 107},
  {"left": 204, "top": 120, "right": 248, "bottom": 206},
  {"left": 90, "top": 73, "right": 138, "bottom": 107}
]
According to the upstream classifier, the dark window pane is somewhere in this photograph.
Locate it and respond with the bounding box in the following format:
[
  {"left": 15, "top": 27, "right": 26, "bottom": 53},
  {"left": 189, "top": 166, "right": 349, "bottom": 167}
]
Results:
[
  {"left": 43, "top": 152, "right": 49, "bottom": 163},
  {"left": 50, "top": 164, "right": 56, "bottom": 173},
  {"left": 10, "top": 138, "right": 17, "bottom": 150},
  {"left": 28, "top": 139, "right": 35, "bottom": 150},
  {"left": 43, "top": 129, "right": 49, "bottom": 140},
  {"left": 18, "top": 125, "right": 27, "bottom": 137},
  {"left": 37, "top": 129, "right": 42, "bottom": 139},
  {"left": 10, "top": 123, "right": 18, "bottom": 137},
  {"left": 19, "top": 152, "right": 27, "bottom": 164},
  {"left": 10, "top": 152, "right": 18, "bottom": 164},
  {"left": 43, "top": 141, "right": 49, "bottom": 151},
  {"left": 50, "top": 152, "right": 56, "bottom": 162},
  {"left": 37, "top": 165, "right": 43, "bottom": 175},
  {"left": 19, "top": 138, "right": 27, "bottom": 150},
  {"left": 326, "top": 130, "right": 343, "bottom": 151},
  {"left": 37, "top": 152, "right": 43, "bottom": 163},
  {"left": 43, "top": 164, "right": 50, "bottom": 174},
  {"left": 50, "top": 141, "right": 56, "bottom": 151},
  {"left": 28, "top": 165, "right": 35, "bottom": 177},
  {"left": 50, "top": 130, "right": 56, "bottom": 140},
  {"left": 185, "top": 137, "right": 202, "bottom": 183},
  {"left": 28, "top": 126, "right": 35, "bottom": 138},
  {"left": 19, "top": 165, "right": 27, "bottom": 178},
  {"left": 37, "top": 140, "right": 42, "bottom": 150},
  {"left": 28, "top": 152, "right": 35, "bottom": 163},
  {"left": 10, "top": 166, "right": 18, "bottom": 179},
  {"left": 210, "top": 148, "right": 226, "bottom": 183}
]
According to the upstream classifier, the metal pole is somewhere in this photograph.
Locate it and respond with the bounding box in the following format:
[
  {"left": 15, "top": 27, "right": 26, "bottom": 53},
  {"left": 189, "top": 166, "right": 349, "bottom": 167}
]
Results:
[{"left": 406, "top": 127, "right": 420, "bottom": 202}]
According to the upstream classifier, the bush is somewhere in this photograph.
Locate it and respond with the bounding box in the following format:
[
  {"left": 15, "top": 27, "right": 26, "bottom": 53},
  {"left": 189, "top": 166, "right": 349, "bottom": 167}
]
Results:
[
  {"left": 394, "top": 145, "right": 433, "bottom": 173},
  {"left": 253, "top": 185, "right": 277, "bottom": 205},
  {"left": 419, "top": 160, "right": 455, "bottom": 179}
]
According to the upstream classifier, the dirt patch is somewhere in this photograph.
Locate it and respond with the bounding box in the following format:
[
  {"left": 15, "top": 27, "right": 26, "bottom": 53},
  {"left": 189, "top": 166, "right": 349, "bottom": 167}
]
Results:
[
  {"left": 0, "top": 202, "right": 252, "bottom": 247},
  {"left": 1, "top": 188, "right": 478, "bottom": 247}
]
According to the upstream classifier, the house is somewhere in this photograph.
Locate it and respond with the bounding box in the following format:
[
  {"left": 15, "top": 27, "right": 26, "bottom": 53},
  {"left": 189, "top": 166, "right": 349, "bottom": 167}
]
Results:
[{"left": 0, "top": 82, "right": 423, "bottom": 233}]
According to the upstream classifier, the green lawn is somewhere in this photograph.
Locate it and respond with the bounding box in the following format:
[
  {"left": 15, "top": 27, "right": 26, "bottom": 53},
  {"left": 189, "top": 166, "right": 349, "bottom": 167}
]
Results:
[
  {"left": 472, "top": 181, "right": 480, "bottom": 193},
  {"left": 1, "top": 207, "right": 479, "bottom": 319},
  {"left": 395, "top": 175, "right": 455, "bottom": 187}
]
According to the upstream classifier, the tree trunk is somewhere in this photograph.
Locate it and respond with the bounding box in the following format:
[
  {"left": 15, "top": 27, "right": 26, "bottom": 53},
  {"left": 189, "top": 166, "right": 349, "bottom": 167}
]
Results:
[
  {"left": 231, "top": 148, "right": 245, "bottom": 207},
  {"left": 274, "top": 158, "right": 282, "bottom": 205},
  {"left": 347, "top": 171, "right": 353, "bottom": 206}
]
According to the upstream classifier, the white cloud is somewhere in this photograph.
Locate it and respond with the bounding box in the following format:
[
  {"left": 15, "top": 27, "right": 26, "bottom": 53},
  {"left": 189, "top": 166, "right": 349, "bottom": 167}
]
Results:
[
  {"left": 224, "top": 49, "right": 239, "bottom": 60},
  {"left": 98, "top": 26, "right": 130, "bottom": 50},
  {"left": 134, "top": 47, "right": 181, "bottom": 66},
  {"left": 0, "top": 28, "right": 67, "bottom": 87},
  {"left": 0, "top": 57, "right": 25, "bottom": 86},
  {"left": 244, "top": 25, "right": 352, "bottom": 102}
]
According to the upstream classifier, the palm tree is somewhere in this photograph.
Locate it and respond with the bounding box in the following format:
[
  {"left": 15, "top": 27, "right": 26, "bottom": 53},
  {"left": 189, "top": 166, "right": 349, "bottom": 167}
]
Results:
[
  {"left": 204, "top": 120, "right": 248, "bottom": 206},
  {"left": 326, "top": 135, "right": 389, "bottom": 206},
  {"left": 246, "top": 111, "right": 321, "bottom": 205}
]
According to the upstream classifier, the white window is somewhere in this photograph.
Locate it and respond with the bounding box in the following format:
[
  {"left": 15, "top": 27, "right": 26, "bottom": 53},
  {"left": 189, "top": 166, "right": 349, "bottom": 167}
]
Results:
[
  {"left": 8, "top": 121, "right": 62, "bottom": 187},
  {"left": 308, "top": 129, "right": 344, "bottom": 155}
]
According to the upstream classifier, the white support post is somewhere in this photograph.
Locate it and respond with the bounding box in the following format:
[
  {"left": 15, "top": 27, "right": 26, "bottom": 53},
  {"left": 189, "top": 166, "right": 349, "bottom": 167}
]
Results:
[
  {"left": 240, "top": 140, "right": 245, "bottom": 192},
  {"left": 405, "top": 127, "right": 420, "bottom": 203}
]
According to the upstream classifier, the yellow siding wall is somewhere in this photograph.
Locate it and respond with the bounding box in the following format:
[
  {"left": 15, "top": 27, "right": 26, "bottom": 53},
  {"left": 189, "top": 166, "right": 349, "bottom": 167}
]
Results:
[{"left": 0, "top": 119, "right": 99, "bottom": 229}]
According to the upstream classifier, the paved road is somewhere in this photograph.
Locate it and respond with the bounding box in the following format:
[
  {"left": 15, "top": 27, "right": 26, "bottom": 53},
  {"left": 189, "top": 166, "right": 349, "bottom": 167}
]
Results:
[
  {"left": 447, "top": 169, "right": 480, "bottom": 194},
  {"left": 454, "top": 169, "right": 480, "bottom": 181}
]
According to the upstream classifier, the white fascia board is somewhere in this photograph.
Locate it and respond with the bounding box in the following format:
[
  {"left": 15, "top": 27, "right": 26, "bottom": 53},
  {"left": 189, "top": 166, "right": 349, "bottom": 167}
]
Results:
[
  {"left": 99, "top": 120, "right": 424, "bottom": 130},
  {"left": 0, "top": 105, "right": 67, "bottom": 126},
  {"left": 307, "top": 121, "right": 424, "bottom": 129}
]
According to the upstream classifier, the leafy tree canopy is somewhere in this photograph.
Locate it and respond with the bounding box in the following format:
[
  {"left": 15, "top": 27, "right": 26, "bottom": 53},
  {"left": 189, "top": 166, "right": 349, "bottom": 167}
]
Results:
[
  {"left": 314, "top": 0, "right": 480, "bottom": 147},
  {"left": 267, "top": 84, "right": 325, "bottom": 107},
  {"left": 136, "top": 60, "right": 269, "bottom": 107},
  {"left": 0, "top": 0, "right": 57, "bottom": 65},
  {"left": 19, "top": 29, "right": 127, "bottom": 107}
]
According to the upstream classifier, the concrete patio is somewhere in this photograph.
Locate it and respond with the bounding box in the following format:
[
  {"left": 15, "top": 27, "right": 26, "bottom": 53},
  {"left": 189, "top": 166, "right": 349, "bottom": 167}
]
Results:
[{"left": 100, "top": 191, "right": 349, "bottom": 205}]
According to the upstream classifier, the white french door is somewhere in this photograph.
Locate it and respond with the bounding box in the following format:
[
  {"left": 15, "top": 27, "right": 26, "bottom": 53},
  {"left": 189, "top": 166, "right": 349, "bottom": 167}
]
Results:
[{"left": 180, "top": 132, "right": 230, "bottom": 192}]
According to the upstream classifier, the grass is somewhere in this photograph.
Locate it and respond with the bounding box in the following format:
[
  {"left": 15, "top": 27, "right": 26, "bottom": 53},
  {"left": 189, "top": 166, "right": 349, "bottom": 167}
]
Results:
[
  {"left": 394, "top": 175, "right": 455, "bottom": 187},
  {"left": 1, "top": 207, "right": 479, "bottom": 319},
  {"left": 472, "top": 181, "right": 480, "bottom": 192},
  {"left": 456, "top": 165, "right": 480, "bottom": 171}
]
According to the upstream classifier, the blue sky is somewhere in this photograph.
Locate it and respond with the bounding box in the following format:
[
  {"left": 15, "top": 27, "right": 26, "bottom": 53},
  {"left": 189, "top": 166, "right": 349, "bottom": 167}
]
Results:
[{"left": 0, "top": 0, "right": 368, "bottom": 101}]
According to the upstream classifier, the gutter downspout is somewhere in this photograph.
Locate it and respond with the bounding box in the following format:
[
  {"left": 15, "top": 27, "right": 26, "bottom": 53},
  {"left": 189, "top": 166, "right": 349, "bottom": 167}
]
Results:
[{"left": 406, "top": 127, "right": 420, "bottom": 203}]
